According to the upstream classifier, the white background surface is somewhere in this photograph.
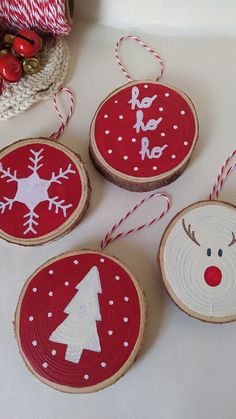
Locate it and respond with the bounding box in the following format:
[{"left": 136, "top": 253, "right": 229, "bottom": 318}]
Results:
[{"left": 1, "top": 2, "right": 236, "bottom": 418}]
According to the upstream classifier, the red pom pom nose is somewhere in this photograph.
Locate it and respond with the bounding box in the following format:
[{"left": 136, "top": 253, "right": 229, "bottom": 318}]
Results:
[{"left": 204, "top": 266, "right": 222, "bottom": 287}]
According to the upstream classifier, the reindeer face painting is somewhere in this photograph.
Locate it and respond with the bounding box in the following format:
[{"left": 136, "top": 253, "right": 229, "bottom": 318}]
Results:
[{"left": 159, "top": 201, "right": 236, "bottom": 322}]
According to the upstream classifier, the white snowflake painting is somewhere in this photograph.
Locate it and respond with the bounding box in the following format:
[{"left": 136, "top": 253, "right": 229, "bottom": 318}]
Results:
[{"left": 0, "top": 145, "right": 80, "bottom": 238}]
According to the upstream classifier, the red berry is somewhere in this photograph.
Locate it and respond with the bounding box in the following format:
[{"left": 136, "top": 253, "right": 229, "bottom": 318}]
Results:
[
  {"left": 13, "top": 29, "right": 42, "bottom": 58},
  {"left": 0, "top": 54, "right": 22, "bottom": 83}
]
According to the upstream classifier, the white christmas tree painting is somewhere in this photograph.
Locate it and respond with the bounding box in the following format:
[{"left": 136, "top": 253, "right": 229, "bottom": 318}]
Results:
[
  {"left": 0, "top": 148, "right": 76, "bottom": 235},
  {"left": 49, "top": 266, "right": 102, "bottom": 364}
]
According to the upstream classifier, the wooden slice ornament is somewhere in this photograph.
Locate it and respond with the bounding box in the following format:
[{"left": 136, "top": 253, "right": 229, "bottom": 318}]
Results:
[
  {"left": 90, "top": 36, "right": 198, "bottom": 192},
  {"left": 159, "top": 150, "right": 236, "bottom": 323},
  {"left": 0, "top": 89, "right": 91, "bottom": 246},
  {"left": 15, "top": 192, "right": 170, "bottom": 392}
]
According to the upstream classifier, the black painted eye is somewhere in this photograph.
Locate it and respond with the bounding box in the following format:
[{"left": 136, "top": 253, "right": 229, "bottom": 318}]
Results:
[
  {"left": 207, "top": 248, "right": 211, "bottom": 256},
  {"left": 218, "top": 249, "right": 223, "bottom": 257}
]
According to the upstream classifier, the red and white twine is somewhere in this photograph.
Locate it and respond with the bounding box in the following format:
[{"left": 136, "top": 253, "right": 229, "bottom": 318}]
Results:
[
  {"left": 115, "top": 35, "right": 164, "bottom": 82},
  {"left": 49, "top": 87, "right": 74, "bottom": 141},
  {"left": 100, "top": 192, "right": 170, "bottom": 250},
  {"left": 209, "top": 150, "right": 236, "bottom": 200},
  {"left": 0, "top": 0, "right": 72, "bottom": 35}
]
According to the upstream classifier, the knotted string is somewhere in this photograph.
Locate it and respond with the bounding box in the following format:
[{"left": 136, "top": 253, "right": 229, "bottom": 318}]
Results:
[
  {"left": 49, "top": 87, "right": 74, "bottom": 141},
  {"left": 115, "top": 35, "right": 164, "bottom": 82},
  {"left": 100, "top": 192, "right": 170, "bottom": 251},
  {"left": 209, "top": 150, "right": 236, "bottom": 200}
]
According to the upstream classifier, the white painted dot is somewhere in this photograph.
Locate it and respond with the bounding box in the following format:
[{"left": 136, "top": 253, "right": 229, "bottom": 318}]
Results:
[
  {"left": 153, "top": 166, "right": 157, "bottom": 170},
  {"left": 171, "top": 154, "right": 176, "bottom": 159},
  {"left": 123, "top": 317, "right": 129, "bottom": 323},
  {"left": 144, "top": 84, "right": 148, "bottom": 88},
  {"left": 173, "top": 125, "right": 178, "bottom": 130},
  {"left": 64, "top": 281, "right": 69, "bottom": 286},
  {"left": 132, "top": 138, "right": 136, "bottom": 143},
  {"left": 124, "top": 296, "right": 129, "bottom": 302},
  {"left": 105, "top": 130, "right": 110, "bottom": 135},
  {"left": 101, "top": 362, "right": 107, "bottom": 368},
  {"left": 109, "top": 300, "right": 114, "bottom": 305},
  {"left": 32, "top": 340, "right": 37, "bottom": 346},
  {"left": 159, "top": 107, "right": 163, "bottom": 111},
  {"left": 115, "top": 275, "right": 120, "bottom": 280},
  {"left": 32, "top": 287, "right": 37, "bottom": 293},
  {"left": 43, "top": 362, "right": 48, "bottom": 368},
  {"left": 123, "top": 155, "right": 128, "bottom": 160},
  {"left": 104, "top": 114, "right": 109, "bottom": 118},
  {"left": 119, "top": 115, "right": 124, "bottom": 120},
  {"left": 51, "top": 349, "right": 57, "bottom": 356},
  {"left": 118, "top": 136, "right": 123, "bottom": 141},
  {"left": 84, "top": 374, "right": 89, "bottom": 380},
  {"left": 29, "top": 316, "right": 34, "bottom": 322},
  {"left": 73, "top": 259, "right": 79, "bottom": 265},
  {"left": 100, "top": 258, "right": 105, "bottom": 263},
  {"left": 165, "top": 93, "right": 170, "bottom": 97},
  {"left": 161, "top": 132, "right": 165, "bottom": 137},
  {"left": 134, "top": 167, "right": 138, "bottom": 172},
  {"left": 48, "top": 312, "right": 52, "bottom": 318},
  {"left": 181, "top": 110, "right": 185, "bottom": 115},
  {"left": 115, "top": 100, "right": 118, "bottom": 104},
  {"left": 108, "top": 149, "right": 113, "bottom": 154},
  {"left": 48, "top": 291, "right": 53, "bottom": 297},
  {"left": 124, "top": 341, "right": 129, "bottom": 347},
  {"left": 108, "top": 330, "right": 113, "bottom": 336},
  {"left": 49, "top": 270, "right": 54, "bottom": 275},
  {"left": 184, "top": 141, "right": 188, "bottom": 146}
]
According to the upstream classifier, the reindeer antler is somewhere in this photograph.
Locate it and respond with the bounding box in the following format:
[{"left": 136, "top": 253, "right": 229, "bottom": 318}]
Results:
[
  {"left": 182, "top": 219, "right": 201, "bottom": 246},
  {"left": 229, "top": 232, "right": 236, "bottom": 247}
]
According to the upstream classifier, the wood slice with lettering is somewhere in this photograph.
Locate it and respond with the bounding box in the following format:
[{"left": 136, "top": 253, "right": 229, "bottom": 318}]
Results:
[
  {"left": 90, "top": 81, "right": 198, "bottom": 192},
  {"left": 15, "top": 250, "right": 146, "bottom": 392},
  {"left": 159, "top": 200, "right": 236, "bottom": 323},
  {"left": 0, "top": 138, "right": 90, "bottom": 246}
]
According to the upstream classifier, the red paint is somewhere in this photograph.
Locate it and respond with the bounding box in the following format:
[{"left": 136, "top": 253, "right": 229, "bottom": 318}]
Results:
[
  {"left": 204, "top": 266, "right": 222, "bottom": 287},
  {"left": 93, "top": 82, "right": 197, "bottom": 178},
  {"left": 18, "top": 252, "right": 142, "bottom": 389},
  {"left": 13, "top": 29, "right": 42, "bottom": 58},
  {"left": 0, "top": 142, "right": 83, "bottom": 239},
  {"left": 0, "top": 54, "right": 22, "bottom": 82}
]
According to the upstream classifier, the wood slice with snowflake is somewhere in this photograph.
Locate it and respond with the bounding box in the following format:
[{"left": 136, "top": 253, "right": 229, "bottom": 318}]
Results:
[
  {"left": 90, "top": 81, "right": 198, "bottom": 192},
  {"left": 159, "top": 200, "right": 236, "bottom": 323},
  {"left": 15, "top": 250, "right": 146, "bottom": 392},
  {"left": 0, "top": 138, "right": 90, "bottom": 246}
]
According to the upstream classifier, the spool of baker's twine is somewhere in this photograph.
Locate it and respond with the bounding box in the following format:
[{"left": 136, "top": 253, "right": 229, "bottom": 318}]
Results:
[{"left": 0, "top": 0, "right": 74, "bottom": 35}]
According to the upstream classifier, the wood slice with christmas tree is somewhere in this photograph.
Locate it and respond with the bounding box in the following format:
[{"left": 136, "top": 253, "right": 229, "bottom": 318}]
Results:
[
  {"left": 0, "top": 138, "right": 90, "bottom": 246},
  {"left": 15, "top": 250, "right": 146, "bottom": 392}
]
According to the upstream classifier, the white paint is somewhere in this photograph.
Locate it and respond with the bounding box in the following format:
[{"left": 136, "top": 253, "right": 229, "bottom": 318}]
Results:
[
  {"left": 133, "top": 110, "right": 163, "bottom": 134},
  {"left": 129, "top": 86, "right": 157, "bottom": 110},
  {"left": 49, "top": 266, "right": 102, "bottom": 364},
  {"left": 139, "top": 137, "right": 168, "bottom": 161},
  {"left": 163, "top": 204, "right": 236, "bottom": 318},
  {"left": 0, "top": 148, "right": 75, "bottom": 236}
]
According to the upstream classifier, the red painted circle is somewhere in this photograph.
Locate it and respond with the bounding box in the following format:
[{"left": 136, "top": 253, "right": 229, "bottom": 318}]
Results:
[
  {"left": 0, "top": 140, "right": 85, "bottom": 241},
  {"left": 204, "top": 266, "right": 222, "bottom": 287},
  {"left": 17, "top": 252, "right": 144, "bottom": 391},
  {"left": 92, "top": 82, "right": 197, "bottom": 178}
]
